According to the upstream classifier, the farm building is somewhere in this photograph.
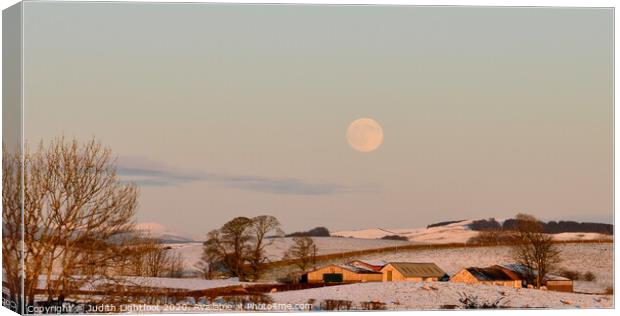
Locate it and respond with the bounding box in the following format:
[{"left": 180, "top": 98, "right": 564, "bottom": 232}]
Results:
[
  {"left": 450, "top": 266, "right": 522, "bottom": 288},
  {"left": 305, "top": 264, "right": 383, "bottom": 283},
  {"left": 380, "top": 262, "right": 447, "bottom": 282},
  {"left": 347, "top": 259, "right": 387, "bottom": 272},
  {"left": 494, "top": 264, "right": 573, "bottom": 292},
  {"left": 543, "top": 273, "right": 573, "bottom": 292},
  {"left": 542, "top": 274, "right": 574, "bottom": 292}
]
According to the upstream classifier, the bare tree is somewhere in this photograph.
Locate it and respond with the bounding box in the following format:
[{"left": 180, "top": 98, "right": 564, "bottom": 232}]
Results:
[
  {"left": 284, "top": 236, "right": 318, "bottom": 271},
  {"left": 195, "top": 238, "right": 221, "bottom": 279},
  {"left": 202, "top": 217, "right": 254, "bottom": 280},
  {"left": 3, "top": 138, "right": 138, "bottom": 307},
  {"left": 2, "top": 143, "right": 25, "bottom": 311},
  {"left": 165, "top": 252, "right": 185, "bottom": 278},
  {"left": 247, "top": 215, "right": 283, "bottom": 280},
  {"left": 119, "top": 233, "right": 186, "bottom": 279},
  {"left": 509, "top": 213, "right": 561, "bottom": 288},
  {"left": 221, "top": 217, "right": 253, "bottom": 280},
  {"left": 142, "top": 241, "right": 171, "bottom": 278},
  {"left": 123, "top": 236, "right": 172, "bottom": 277},
  {"left": 202, "top": 229, "right": 228, "bottom": 275},
  {"left": 200, "top": 215, "right": 284, "bottom": 281},
  {"left": 197, "top": 231, "right": 223, "bottom": 279}
]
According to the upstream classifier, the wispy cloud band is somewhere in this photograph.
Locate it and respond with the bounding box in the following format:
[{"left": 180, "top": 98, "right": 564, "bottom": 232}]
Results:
[{"left": 116, "top": 156, "right": 377, "bottom": 196}]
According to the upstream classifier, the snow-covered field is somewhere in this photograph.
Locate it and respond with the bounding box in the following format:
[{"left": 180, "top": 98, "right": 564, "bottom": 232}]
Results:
[
  {"left": 168, "top": 222, "right": 612, "bottom": 294},
  {"left": 156, "top": 220, "right": 612, "bottom": 300},
  {"left": 117, "top": 276, "right": 251, "bottom": 291},
  {"left": 169, "top": 237, "right": 412, "bottom": 272},
  {"left": 270, "top": 281, "right": 613, "bottom": 309},
  {"left": 306, "top": 243, "right": 612, "bottom": 294},
  {"left": 334, "top": 220, "right": 612, "bottom": 244}
]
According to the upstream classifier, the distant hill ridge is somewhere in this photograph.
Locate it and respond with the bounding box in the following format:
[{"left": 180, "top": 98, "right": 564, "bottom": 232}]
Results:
[
  {"left": 134, "top": 222, "right": 196, "bottom": 243},
  {"left": 334, "top": 217, "right": 613, "bottom": 243}
]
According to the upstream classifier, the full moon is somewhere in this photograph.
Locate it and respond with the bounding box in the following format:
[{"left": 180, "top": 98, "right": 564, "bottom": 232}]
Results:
[{"left": 346, "top": 118, "right": 384, "bottom": 152}]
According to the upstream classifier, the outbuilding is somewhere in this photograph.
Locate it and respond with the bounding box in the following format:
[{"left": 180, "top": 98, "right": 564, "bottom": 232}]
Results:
[
  {"left": 450, "top": 266, "right": 522, "bottom": 288},
  {"left": 542, "top": 274, "right": 574, "bottom": 292},
  {"left": 305, "top": 264, "right": 383, "bottom": 283},
  {"left": 495, "top": 264, "right": 573, "bottom": 292},
  {"left": 380, "top": 262, "right": 447, "bottom": 282}
]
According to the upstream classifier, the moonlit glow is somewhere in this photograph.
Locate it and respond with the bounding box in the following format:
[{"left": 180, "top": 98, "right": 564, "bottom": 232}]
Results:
[{"left": 346, "top": 118, "right": 384, "bottom": 152}]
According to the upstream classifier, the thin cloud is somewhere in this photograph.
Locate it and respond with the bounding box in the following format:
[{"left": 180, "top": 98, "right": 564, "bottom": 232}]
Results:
[{"left": 116, "top": 156, "right": 377, "bottom": 196}]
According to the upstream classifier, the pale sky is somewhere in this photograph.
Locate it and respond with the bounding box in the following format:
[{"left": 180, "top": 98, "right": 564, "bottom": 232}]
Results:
[{"left": 20, "top": 3, "right": 613, "bottom": 235}]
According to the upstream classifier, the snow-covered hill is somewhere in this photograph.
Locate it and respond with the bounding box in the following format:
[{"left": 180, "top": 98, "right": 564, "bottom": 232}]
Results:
[
  {"left": 135, "top": 222, "right": 196, "bottom": 243},
  {"left": 333, "top": 220, "right": 612, "bottom": 244},
  {"left": 333, "top": 220, "right": 478, "bottom": 243}
]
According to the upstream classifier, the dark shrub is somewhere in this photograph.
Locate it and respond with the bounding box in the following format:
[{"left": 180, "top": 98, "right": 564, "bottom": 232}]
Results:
[
  {"left": 583, "top": 271, "right": 596, "bottom": 282},
  {"left": 458, "top": 292, "right": 508, "bottom": 309},
  {"left": 427, "top": 220, "right": 466, "bottom": 228},
  {"left": 320, "top": 299, "right": 353, "bottom": 310},
  {"left": 276, "top": 272, "right": 298, "bottom": 284},
  {"left": 381, "top": 235, "right": 409, "bottom": 241},
  {"left": 469, "top": 218, "right": 502, "bottom": 231},
  {"left": 286, "top": 227, "right": 330, "bottom": 237},
  {"left": 360, "top": 301, "right": 387, "bottom": 310},
  {"left": 558, "top": 268, "right": 582, "bottom": 280},
  {"left": 221, "top": 294, "right": 273, "bottom": 307}
]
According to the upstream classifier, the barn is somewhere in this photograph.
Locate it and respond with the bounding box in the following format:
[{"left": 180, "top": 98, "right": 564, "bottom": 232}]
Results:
[
  {"left": 305, "top": 264, "right": 383, "bottom": 283},
  {"left": 380, "top": 262, "right": 447, "bottom": 282},
  {"left": 495, "top": 264, "right": 573, "bottom": 292},
  {"left": 450, "top": 266, "right": 522, "bottom": 288}
]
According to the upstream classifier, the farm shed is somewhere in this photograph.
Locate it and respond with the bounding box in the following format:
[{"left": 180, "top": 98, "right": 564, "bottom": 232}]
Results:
[
  {"left": 494, "top": 264, "right": 574, "bottom": 292},
  {"left": 380, "top": 262, "right": 447, "bottom": 282},
  {"left": 543, "top": 274, "right": 574, "bottom": 292},
  {"left": 450, "top": 266, "right": 522, "bottom": 288},
  {"left": 305, "top": 264, "right": 382, "bottom": 283},
  {"left": 348, "top": 259, "right": 387, "bottom": 272}
]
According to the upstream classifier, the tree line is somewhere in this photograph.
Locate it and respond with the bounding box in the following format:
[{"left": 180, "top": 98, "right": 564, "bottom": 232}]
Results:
[{"left": 469, "top": 217, "right": 612, "bottom": 235}]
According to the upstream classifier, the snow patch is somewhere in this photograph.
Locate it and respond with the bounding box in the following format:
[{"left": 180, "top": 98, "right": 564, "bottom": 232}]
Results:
[{"left": 270, "top": 281, "right": 613, "bottom": 309}]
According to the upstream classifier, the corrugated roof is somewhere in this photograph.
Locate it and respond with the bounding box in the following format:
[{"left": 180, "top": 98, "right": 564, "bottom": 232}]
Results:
[
  {"left": 350, "top": 259, "right": 387, "bottom": 267},
  {"left": 497, "top": 263, "right": 534, "bottom": 277},
  {"left": 466, "top": 267, "right": 519, "bottom": 281},
  {"left": 337, "top": 264, "right": 382, "bottom": 274},
  {"left": 385, "top": 262, "right": 446, "bottom": 278},
  {"left": 492, "top": 264, "right": 572, "bottom": 282},
  {"left": 306, "top": 263, "right": 381, "bottom": 274},
  {"left": 543, "top": 274, "right": 571, "bottom": 281}
]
